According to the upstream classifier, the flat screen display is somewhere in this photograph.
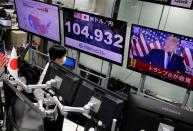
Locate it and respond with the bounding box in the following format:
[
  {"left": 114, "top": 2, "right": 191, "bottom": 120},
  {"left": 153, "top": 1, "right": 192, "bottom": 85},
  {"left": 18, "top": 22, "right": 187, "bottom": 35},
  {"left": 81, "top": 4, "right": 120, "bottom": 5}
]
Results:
[
  {"left": 120, "top": 93, "right": 193, "bottom": 131},
  {"left": 64, "top": 56, "right": 76, "bottom": 69},
  {"left": 139, "top": 0, "right": 193, "bottom": 9},
  {"left": 3, "top": 80, "right": 45, "bottom": 130},
  {"left": 72, "top": 80, "right": 127, "bottom": 130},
  {"left": 128, "top": 24, "right": 193, "bottom": 90},
  {"left": 42, "top": 62, "right": 81, "bottom": 105},
  {"left": 14, "top": 0, "right": 61, "bottom": 43},
  {"left": 63, "top": 7, "right": 127, "bottom": 65}
]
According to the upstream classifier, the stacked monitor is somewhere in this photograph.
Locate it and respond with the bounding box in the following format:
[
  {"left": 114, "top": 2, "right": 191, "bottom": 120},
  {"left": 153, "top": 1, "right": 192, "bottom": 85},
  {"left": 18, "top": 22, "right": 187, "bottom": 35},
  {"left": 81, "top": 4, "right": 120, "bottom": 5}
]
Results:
[
  {"left": 42, "top": 62, "right": 127, "bottom": 130},
  {"left": 63, "top": 7, "right": 127, "bottom": 65},
  {"left": 42, "top": 61, "right": 81, "bottom": 106},
  {"left": 14, "top": 0, "right": 61, "bottom": 43},
  {"left": 3, "top": 80, "right": 45, "bottom": 131},
  {"left": 120, "top": 93, "right": 193, "bottom": 131},
  {"left": 72, "top": 80, "right": 127, "bottom": 130},
  {"left": 128, "top": 24, "right": 193, "bottom": 90}
]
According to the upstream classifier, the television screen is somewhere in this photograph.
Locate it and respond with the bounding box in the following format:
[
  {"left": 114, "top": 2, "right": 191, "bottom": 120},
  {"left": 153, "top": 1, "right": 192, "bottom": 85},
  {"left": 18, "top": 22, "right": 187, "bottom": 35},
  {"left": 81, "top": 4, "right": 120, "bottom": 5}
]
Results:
[
  {"left": 63, "top": 56, "right": 76, "bottom": 69},
  {"left": 139, "top": 0, "right": 193, "bottom": 9},
  {"left": 72, "top": 80, "right": 127, "bottom": 130},
  {"left": 128, "top": 24, "right": 193, "bottom": 90},
  {"left": 63, "top": 7, "right": 127, "bottom": 65},
  {"left": 120, "top": 93, "right": 193, "bottom": 131},
  {"left": 14, "top": 0, "right": 61, "bottom": 43},
  {"left": 42, "top": 61, "right": 81, "bottom": 105},
  {"left": 3, "top": 80, "right": 45, "bottom": 131}
]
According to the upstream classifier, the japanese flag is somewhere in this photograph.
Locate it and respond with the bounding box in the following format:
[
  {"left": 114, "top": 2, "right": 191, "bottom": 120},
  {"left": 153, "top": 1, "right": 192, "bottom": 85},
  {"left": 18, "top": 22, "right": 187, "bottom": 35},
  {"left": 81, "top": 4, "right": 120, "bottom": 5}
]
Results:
[
  {"left": 7, "top": 47, "right": 18, "bottom": 80},
  {"left": 81, "top": 14, "right": 89, "bottom": 21}
]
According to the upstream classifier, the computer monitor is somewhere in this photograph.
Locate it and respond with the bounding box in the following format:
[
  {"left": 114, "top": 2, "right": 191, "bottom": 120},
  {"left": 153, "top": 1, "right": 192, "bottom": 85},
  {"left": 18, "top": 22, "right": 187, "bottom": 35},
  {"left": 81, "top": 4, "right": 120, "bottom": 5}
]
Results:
[
  {"left": 42, "top": 61, "right": 81, "bottom": 106},
  {"left": 63, "top": 56, "right": 76, "bottom": 69},
  {"left": 72, "top": 80, "right": 127, "bottom": 130},
  {"left": 3, "top": 80, "right": 46, "bottom": 131},
  {"left": 14, "top": 0, "right": 61, "bottom": 43},
  {"left": 120, "top": 93, "right": 193, "bottom": 131}
]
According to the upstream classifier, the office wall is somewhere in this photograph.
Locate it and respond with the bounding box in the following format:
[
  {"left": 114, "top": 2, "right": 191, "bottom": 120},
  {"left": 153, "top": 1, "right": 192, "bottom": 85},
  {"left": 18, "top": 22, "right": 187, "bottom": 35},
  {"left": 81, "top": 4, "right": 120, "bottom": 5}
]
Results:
[
  {"left": 94, "top": 0, "right": 115, "bottom": 17},
  {"left": 74, "top": 0, "right": 91, "bottom": 11},
  {"left": 163, "top": 7, "right": 193, "bottom": 36}
]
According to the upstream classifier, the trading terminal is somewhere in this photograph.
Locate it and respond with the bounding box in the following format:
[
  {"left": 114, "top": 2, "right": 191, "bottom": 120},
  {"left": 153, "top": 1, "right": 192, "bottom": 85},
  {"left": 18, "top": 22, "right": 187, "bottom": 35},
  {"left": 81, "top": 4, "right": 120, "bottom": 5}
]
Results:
[{"left": 1, "top": 0, "right": 193, "bottom": 131}]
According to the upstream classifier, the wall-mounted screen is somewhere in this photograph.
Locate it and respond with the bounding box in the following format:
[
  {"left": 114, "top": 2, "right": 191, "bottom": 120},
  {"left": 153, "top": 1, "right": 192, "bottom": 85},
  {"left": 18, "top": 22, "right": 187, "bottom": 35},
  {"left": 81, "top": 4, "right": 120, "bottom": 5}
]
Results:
[
  {"left": 139, "top": 0, "right": 193, "bottom": 9},
  {"left": 63, "top": 7, "right": 127, "bottom": 65},
  {"left": 128, "top": 24, "right": 193, "bottom": 90},
  {"left": 15, "top": 0, "right": 61, "bottom": 43}
]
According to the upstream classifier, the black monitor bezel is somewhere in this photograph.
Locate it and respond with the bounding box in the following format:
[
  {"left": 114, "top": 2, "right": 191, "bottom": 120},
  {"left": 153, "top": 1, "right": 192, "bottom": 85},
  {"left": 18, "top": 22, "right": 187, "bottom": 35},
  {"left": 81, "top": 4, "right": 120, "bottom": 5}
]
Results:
[
  {"left": 48, "top": 61, "right": 127, "bottom": 103},
  {"left": 120, "top": 93, "right": 193, "bottom": 131},
  {"left": 43, "top": 61, "right": 82, "bottom": 105},
  {"left": 127, "top": 24, "right": 193, "bottom": 91},
  {"left": 42, "top": 61, "right": 128, "bottom": 129},
  {"left": 14, "top": 0, "right": 61, "bottom": 44},
  {"left": 62, "top": 7, "right": 127, "bottom": 66},
  {"left": 72, "top": 79, "right": 128, "bottom": 129},
  {"left": 139, "top": 0, "right": 193, "bottom": 10}
]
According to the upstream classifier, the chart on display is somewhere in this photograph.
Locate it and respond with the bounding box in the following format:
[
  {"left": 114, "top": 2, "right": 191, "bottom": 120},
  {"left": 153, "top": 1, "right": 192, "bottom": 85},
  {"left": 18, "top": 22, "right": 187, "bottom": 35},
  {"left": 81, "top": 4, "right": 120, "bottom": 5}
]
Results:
[
  {"left": 63, "top": 7, "right": 127, "bottom": 65},
  {"left": 15, "top": 0, "right": 61, "bottom": 43},
  {"left": 139, "top": 0, "right": 193, "bottom": 9},
  {"left": 128, "top": 24, "right": 193, "bottom": 90}
]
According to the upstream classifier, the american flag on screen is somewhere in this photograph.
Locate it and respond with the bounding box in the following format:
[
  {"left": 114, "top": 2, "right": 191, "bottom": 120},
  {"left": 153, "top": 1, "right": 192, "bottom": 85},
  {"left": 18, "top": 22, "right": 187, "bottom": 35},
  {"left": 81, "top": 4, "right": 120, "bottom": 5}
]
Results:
[
  {"left": 130, "top": 26, "right": 167, "bottom": 57},
  {"left": 73, "top": 12, "right": 90, "bottom": 22},
  {"left": 0, "top": 43, "right": 8, "bottom": 67},
  {"left": 73, "top": 12, "right": 82, "bottom": 19},
  {"left": 129, "top": 26, "right": 193, "bottom": 67},
  {"left": 181, "top": 48, "right": 193, "bottom": 67}
]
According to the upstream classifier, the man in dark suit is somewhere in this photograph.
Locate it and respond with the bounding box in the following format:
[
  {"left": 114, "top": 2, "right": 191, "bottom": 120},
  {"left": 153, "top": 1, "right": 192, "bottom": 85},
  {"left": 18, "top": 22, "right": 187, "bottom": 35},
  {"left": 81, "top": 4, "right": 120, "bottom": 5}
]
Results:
[{"left": 136, "top": 36, "right": 186, "bottom": 74}]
